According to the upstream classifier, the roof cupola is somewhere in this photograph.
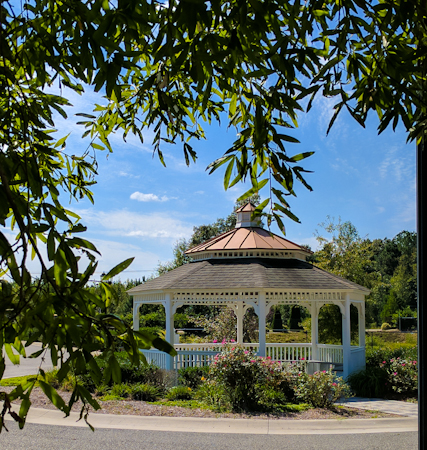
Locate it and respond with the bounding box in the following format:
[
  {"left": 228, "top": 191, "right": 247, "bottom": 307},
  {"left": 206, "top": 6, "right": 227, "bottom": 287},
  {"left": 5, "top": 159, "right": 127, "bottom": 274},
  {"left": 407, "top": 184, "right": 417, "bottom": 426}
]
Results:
[{"left": 235, "top": 202, "right": 261, "bottom": 228}]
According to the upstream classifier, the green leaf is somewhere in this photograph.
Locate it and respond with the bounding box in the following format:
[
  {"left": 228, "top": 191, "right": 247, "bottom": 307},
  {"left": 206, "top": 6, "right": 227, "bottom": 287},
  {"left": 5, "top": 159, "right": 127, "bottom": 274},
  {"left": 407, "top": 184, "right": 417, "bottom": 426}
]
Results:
[
  {"left": 288, "top": 152, "right": 315, "bottom": 163},
  {"left": 4, "top": 343, "right": 20, "bottom": 365},
  {"left": 102, "top": 257, "right": 134, "bottom": 281},
  {"left": 39, "top": 381, "right": 69, "bottom": 415},
  {"left": 223, "top": 159, "right": 234, "bottom": 189}
]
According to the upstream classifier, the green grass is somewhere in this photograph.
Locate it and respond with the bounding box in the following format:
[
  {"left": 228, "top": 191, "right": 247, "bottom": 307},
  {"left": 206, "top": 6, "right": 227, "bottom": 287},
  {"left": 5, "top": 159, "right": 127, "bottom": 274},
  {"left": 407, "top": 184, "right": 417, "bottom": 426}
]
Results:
[
  {"left": 149, "top": 399, "right": 211, "bottom": 409},
  {"left": 0, "top": 375, "right": 38, "bottom": 386},
  {"left": 266, "top": 331, "right": 309, "bottom": 344},
  {"left": 280, "top": 403, "right": 311, "bottom": 412}
]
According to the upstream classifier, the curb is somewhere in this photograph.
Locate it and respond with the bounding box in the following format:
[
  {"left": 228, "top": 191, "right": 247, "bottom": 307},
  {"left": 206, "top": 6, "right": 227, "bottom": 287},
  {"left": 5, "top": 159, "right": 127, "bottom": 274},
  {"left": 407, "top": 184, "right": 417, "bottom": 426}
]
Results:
[{"left": 4, "top": 407, "right": 418, "bottom": 435}]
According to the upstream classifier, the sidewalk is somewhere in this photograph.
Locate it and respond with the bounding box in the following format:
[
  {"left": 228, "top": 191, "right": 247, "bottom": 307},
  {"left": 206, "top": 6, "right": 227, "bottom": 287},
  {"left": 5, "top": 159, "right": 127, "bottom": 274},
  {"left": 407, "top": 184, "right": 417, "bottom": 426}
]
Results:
[
  {"left": 338, "top": 397, "right": 418, "bottom": 418},
  {"left": 3, "top": 399, "right": 418, "bottom": 435}
]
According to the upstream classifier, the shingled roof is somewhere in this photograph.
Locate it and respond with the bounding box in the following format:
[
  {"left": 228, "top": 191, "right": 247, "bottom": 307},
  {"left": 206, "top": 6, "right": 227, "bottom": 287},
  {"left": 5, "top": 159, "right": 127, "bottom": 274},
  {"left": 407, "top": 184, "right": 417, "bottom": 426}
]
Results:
[{"left": 127, "top": 258, "right": 370, "bottom": 294}]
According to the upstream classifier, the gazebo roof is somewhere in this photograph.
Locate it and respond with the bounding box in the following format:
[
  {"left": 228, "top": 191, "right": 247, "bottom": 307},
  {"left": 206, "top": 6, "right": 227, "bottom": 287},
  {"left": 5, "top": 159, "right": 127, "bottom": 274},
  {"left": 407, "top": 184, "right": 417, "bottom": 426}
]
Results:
[
  {"left": 185, "top": 227, "right": 309, "bottom": 254},
  {"left": 127, "top": 258, "right": 370, "bottom": 294},
  {"left": 128, "top": 202, "right": 369, "bottom": 297}
]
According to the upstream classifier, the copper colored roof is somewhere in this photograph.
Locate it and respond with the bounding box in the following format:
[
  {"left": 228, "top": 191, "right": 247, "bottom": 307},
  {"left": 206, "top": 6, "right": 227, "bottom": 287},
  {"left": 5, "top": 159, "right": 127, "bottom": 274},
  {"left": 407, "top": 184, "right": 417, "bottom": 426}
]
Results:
[
  {"left": 127, "top": 258, "right": 370, "bottom": 293},
  {"left": 185, "top": 227, "right": 309, "bottom": 254},
  {"left": 235, "top": 203, "right": 257, "bottom": 213}
]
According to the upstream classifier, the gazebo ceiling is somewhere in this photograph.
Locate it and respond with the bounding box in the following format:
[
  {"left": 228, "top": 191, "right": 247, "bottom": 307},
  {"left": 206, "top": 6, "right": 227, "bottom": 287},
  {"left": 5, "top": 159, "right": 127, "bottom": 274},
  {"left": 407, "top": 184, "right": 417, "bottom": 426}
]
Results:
[{"left": 127, "top": 258, "right": 370, "bottom": 294}]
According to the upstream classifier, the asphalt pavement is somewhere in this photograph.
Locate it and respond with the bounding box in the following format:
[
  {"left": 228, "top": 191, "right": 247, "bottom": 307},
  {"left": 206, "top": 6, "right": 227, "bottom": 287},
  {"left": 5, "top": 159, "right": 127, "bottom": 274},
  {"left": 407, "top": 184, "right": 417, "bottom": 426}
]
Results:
[
  {"left": 0, "top": 423, "right": 418, "bottom": 450},
  {"left": 3, "top": 343, "right": 55, "bottom": 378}
]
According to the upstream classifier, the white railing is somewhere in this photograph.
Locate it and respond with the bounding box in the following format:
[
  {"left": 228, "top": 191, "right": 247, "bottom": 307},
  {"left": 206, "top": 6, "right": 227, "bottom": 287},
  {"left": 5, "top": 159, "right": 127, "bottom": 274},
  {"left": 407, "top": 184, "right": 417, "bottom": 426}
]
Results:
[
  {"left": 143, "top": 343, "right": 348, "bottom": 370},
  {"left": 265, "top": 343, "right": 312, "bottom": 361},
  {"left": 174, "top": 343, "right": 220, "bottom": 352},
  {"left": 141, "top": 349, "right": 168, "bottom": 368},
  {"left": 174, "top": 350, "right": 218, "bottom": 370},
  {"left": 318, "top": 344, "right": 343, "bottom": 363}
]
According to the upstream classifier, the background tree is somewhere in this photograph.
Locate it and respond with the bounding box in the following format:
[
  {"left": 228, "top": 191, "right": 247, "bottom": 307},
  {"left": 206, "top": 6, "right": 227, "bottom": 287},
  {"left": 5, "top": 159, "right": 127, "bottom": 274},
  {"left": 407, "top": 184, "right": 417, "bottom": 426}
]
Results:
[{"left": 314, "top": 219, "right": 417, "bottom": 328}]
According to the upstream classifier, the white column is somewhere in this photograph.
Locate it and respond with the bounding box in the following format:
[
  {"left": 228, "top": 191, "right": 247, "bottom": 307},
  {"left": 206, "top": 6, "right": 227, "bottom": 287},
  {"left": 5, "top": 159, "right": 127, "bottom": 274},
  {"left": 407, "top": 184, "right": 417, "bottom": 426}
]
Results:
[
  {"left": 235, "top": 303, "right": 245, "bottom": 344},
  {"left": 358, "top": 302, "right": 366, "bottom": 348},
  {"left": 258, "top": 294, "right": 266, "bottom": 357},
  {"left": 310, "top": 302, "right": 319, "bottom": 360},
  {"left": 133, "top": 302, "right": 140, "bottom": 331},
  {"left": 342, "top": 294, "right": 351, "bottom": 378},
  {"left": 164, "top": 294, "right": 174, "bottom": 371}
]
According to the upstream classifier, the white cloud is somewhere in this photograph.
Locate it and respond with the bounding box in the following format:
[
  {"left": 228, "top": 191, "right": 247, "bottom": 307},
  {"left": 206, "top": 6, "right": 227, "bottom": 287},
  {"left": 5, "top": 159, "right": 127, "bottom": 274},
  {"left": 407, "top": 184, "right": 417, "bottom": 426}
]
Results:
[
  {"left": 119, "top": 171, "right": 140, "bottom": 179},
  {"left": 130, "top": 192, "right": 171, "bottom": 202},
  {"left": 85, "top": 238, "right": 161, "bottom": 278},
  {"left": 378, "top": 146, "right": 413, "bottom": 182},
  {"left": 79, "top": 209, "right": 193, "bottom": 240}
]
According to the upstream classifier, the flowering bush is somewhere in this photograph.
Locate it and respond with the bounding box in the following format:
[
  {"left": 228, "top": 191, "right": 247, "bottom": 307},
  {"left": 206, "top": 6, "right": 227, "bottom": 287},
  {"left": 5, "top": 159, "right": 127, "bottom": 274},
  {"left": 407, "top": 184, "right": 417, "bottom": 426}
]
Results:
[
  {"left": 382, "top": 358, "right": 417, "bottom": 395},
  {"left": 294, "top": 369, "right": 352, "bottom": 409},
  {"left": 205, "top": 345, "right": 293, "bottom": 411}
]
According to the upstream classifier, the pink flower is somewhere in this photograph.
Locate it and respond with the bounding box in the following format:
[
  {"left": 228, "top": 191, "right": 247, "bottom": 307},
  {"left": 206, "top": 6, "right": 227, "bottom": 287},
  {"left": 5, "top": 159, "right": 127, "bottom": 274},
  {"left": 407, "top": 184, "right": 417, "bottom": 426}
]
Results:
[
  {"left": 300, "top": 357, "right": 305, "bottom": 361},
  {"left": 244, "top": 351, "right": 249, "bottom": 354},
  {"left": 267, "top": 356, "right": 271, "bottom": 360},
  {"left": 332, "top": 382, "right": 337, "bottom": 386},
  {"left": 402, "top": 363, "right": 406, "bottom": 366},
  {"left": 393, "top": 372, "right": 397, "bottom": 376},
  {"left": 222, "top": 339, "right": 227, "bottom": 344},
  {"left": 250, "top": 359, "right": 256, "bottom": 363},
  {"left": 230, "top": 339, "right": 235, "bottom": 343},
  {"left": 213, "top": 339, "right": 218, "bottom": 343},
  {"left": 382, "top": 361, "right": 386, "bottom": 364}
]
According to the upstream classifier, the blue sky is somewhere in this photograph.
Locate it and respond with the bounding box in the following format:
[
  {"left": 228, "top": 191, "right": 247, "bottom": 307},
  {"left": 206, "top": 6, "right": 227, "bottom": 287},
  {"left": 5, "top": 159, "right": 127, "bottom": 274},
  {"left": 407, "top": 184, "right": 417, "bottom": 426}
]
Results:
[{"left": 26, "top": 88, "right": 416, "bottom": 280}]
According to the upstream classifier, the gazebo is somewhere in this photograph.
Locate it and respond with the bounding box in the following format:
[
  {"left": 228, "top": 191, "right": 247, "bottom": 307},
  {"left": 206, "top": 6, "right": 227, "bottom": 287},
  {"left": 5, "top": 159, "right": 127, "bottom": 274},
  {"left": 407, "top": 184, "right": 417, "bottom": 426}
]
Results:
[{"left": 128, "top": 203, "right": 369, "bottom": 379}]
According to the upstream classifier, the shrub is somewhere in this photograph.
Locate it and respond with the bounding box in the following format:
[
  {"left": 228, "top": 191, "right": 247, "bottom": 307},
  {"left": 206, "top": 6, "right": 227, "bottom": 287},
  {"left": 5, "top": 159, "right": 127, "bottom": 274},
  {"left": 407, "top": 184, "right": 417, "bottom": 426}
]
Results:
[
  {"left": 383, "top": 358, "right": 418, "bottom": 395},
  {"left": 128, "top": 383, "right": 160, "bottom": 401},
  {"left": 195, "top": 381, "right": 231, "bottom": 412},
  {"left": 202, "top": 345, "right": 299, "bottom": 412},
  {"left": 347, "top": 367, "right": 389, "bottom": 398},
  {"left": 166, "top": 386, "right": 193, "bottom": 400},
  {"left": 381, "top": 323, "right": 391, "bottom": 331},
  {"left": 178, "top": 366, "right": 210, "bottom": 389},
  {"left": 349, "top": 356, "right": 418, "bottom": 398},
  {"left": 366, "top": 347, "right": 417, "bottom": 368},
  {"left": 109, "top": 383, "right": 132, "bottom": 399},
  {"left": 294, "top": 370, "right": 352, "bottom": 409},
  {"left": 76, "top": 353, "right": 166, "bottom": 393}
]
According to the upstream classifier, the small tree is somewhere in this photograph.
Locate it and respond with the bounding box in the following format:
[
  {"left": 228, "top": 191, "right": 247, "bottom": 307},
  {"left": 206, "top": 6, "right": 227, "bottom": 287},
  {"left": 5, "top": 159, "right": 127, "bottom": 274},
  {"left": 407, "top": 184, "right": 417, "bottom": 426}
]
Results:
[{"left": 271, "top": 307, "right": 284, "bottom": 331}]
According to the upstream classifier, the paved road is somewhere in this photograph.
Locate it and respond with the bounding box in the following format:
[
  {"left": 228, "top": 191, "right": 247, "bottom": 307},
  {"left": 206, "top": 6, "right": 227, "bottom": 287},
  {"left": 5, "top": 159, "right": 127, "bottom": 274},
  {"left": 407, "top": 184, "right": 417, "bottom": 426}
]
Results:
[
  {"left": 3, "top": 343, "right": 55, "bottom": 379},
  {"left": 0, "top": 423, "right": 418, "bottom": 450}
]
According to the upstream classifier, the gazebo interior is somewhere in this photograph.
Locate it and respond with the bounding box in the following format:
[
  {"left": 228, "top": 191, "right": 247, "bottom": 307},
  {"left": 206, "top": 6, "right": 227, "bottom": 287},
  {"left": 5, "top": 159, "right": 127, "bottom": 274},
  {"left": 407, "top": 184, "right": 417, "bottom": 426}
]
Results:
[{"left": 128, "top": 203, "right": 369, "bottom": 379}]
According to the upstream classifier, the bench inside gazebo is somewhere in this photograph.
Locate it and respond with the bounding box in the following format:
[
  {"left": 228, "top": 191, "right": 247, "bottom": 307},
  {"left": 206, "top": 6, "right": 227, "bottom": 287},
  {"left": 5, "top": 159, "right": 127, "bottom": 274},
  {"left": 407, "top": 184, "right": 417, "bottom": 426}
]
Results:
[{"left": 128, "top": 203, "right": 369, "bottom": 379}]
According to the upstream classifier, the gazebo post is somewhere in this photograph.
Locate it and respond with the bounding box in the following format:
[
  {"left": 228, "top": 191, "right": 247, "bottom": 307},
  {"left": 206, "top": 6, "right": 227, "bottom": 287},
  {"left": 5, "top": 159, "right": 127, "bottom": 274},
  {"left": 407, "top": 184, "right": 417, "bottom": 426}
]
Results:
[
  {"left": 235, "top": 303, "right": 244, "bottom": 344},
  {"left": 133, "top": 302, "right": 140, "bottom": 331},
  {"left": 258, "top": 294, "right": 267, "bottom": 357},
  {"left": 342, "top": 294, "right": 352, "bottom": 378},
  {"left": 357, "top": 303, "right": 366, "bottom": 348},
  {"left": 310, "top": 303, "right": 319, "bottom": 361},
  {"left": 164, "top": 294, "right": 174, "bottom": 371}
]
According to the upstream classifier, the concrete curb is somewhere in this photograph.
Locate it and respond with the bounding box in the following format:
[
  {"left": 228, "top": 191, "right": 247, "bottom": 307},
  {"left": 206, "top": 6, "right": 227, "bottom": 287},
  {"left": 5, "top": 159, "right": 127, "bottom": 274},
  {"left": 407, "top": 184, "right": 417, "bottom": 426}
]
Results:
[{"left": 3, "top": 408, "right": 418, "bottom": 435}]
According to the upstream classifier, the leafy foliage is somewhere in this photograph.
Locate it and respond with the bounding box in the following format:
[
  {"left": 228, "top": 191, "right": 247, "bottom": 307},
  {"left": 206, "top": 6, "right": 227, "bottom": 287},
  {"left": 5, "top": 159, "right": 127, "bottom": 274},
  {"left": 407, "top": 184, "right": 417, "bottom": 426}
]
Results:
[
  {"left": 294, "top": 370, "right": 352, "bottom": 409},
  {"left": 314, "top": 220, "right": 417, "bottom": 327},
  {"left": 1, "top": 0, "right": 425, "bottom": 429},
  {"left": 205, "top": 345, "right": 299, "bottom": 411}
]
